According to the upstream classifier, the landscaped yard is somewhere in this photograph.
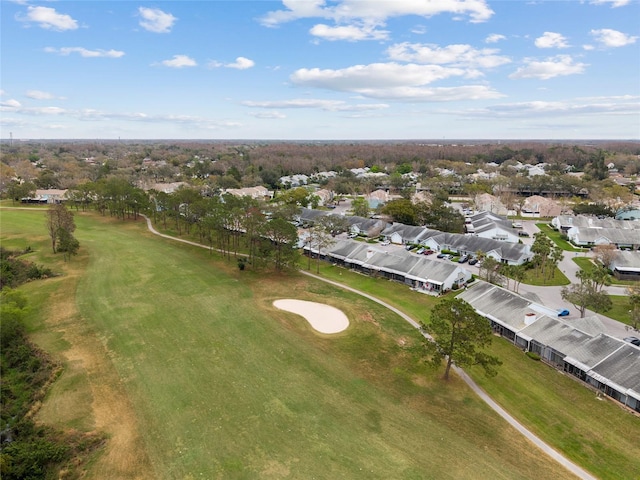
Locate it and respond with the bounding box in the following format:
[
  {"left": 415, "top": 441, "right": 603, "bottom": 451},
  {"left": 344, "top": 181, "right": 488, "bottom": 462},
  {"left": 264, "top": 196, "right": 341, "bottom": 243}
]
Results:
[
  {"left": 2, "top": 207, "right": 639, "bottom": 480},
  {"left": 536, "top": 223, "right": 587, "bottom": 252}
]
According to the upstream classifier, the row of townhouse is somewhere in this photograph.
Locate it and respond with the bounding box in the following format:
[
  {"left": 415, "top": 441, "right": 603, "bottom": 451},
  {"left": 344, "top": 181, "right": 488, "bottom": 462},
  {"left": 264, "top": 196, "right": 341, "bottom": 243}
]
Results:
[
  {"left": 304, "top": 239, "right": 472, "bottom": 294},
  {"left": 551, "top": 215, "right": 640, "bottom": 250},
  {"left": 297, "top": 208, "right": 533, "bottom": 265},
  {"left": 380, "top": 222, "right": 532, "bottom": 265},
  {"left": 457, "top": 282, "right": 640, "bottom": 413}
]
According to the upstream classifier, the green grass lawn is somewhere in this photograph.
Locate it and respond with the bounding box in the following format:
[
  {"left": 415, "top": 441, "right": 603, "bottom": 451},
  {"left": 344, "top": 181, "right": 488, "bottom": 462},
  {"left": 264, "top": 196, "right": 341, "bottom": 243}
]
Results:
[
  {"left": 468, "top": 339, "right": 640, "bottom": 480},
  {"left": 572, "top": 256, "right": 596, "bottom": 273},
  {"left": 593, "top": 295, "right": 634, "bottom": 326},
  {"left": 520, "top": 265, "right": 570, "bottom": 287},
  {"left": 536, "top": 223, "right": 586, "bottom": 252},
  {"left": 2, "top": 208, "right": 639, "bottom": 479}
]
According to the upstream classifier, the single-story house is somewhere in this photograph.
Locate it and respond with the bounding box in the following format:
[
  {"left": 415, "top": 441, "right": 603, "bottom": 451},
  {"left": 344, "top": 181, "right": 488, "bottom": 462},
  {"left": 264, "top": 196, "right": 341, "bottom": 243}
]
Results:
[
  {"left": 456, "top": 282, "right": 557, "bottom": 342},
  {"left": 380, "top": 224, "right": 439, "bottom": 245},
  {"left": 422, "top": 232, "right": 532, "bottom": 265},
  {"left": 347, "top": 216, "right": 390, "bottom": 238},
  {"left": 616, "top": 208, "right": 640, "bottom": 221},
  {"left": 314, "top": 189, "right": 334, "bottom": 206},
  {"left": 551, "top": 215, "right": 640, "bottom": 233},
  {"left": 566, "top": 227, "right": 640, "bottom": 250},
  {"left": 522, "top": 195, "right": 563, "bottom": 218},
  {"left": 563, "top": 334, "right": 640, "bottom": 413},
  {"left": 225, "top": 185, "right": 273, "bottom": 200},
  {"left": 458, "top": 282, "right": 640, "bottom": 413},
  {"left": 516, "top": 314, "right": 605, "bottom": 367},
  {"left": 146, "top": 182, "right": 187, "bottom": 194},
  {"left": 304, "top": 238, "right": 471, "bottom": 294},
  {"left": 473, "top": 193, "right": 508, "bottom": 216},
  {"left": 297, "top": 208, "right": 330, "bottom": 226},
  {"left": 609, "top": 250, "right": 640, "bottom": 280},
  {"left": 23, "top": 189, "right": 69, "bottom": 204},
  {"left": 366, "top": 189, "right": 390, "bottom": 209},
  {"left": 465, "top": 211, "right": 520, "bottom": 243}
]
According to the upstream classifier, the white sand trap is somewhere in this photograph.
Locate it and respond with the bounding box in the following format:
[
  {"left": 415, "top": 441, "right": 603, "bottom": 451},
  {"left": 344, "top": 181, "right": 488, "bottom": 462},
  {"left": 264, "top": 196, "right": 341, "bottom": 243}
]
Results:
[{"left": 273, "top": 299, "right": 349, "bottom": 334}]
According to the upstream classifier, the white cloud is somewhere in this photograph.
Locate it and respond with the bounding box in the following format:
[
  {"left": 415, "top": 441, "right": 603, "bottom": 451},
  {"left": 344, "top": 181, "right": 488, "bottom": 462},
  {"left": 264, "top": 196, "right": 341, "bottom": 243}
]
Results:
[
  {"left": 44, "top": 47, "right": 125, "bottom": 58},
  {"left": 209, "top": 57, "right": 255, "bottom": 69},
  {"left": 159, "top": 55, "right": 197, "bottom": 68},
  {"left": 242, "top": 99, "right": 389, "bottom": 111},
  {"left": 461, "top": 96, "right": 640, "bottom": 118},
  {"left": 26, "top": 90, "right": 55, "bottom": 100},
  {"left": 386, "top": 42, "right": 510, "bottom": 69},
  {"left": 248, "top": 111, "right": 287, "bottom": 119},
  {"left": 229, "top": 57, "right": 255, "bottom": 69},
  {"left": 509, "top": 55, "right": 587, "bottom": 80},
  {"left": 18, "top": 6, "right": 78, "bottom": 31},
  {"left": 485, "top": 34, "right": 506, "bottom": 44},
  {"left": 3, "top": 102, "right": 242, "bottom": 130},
  {"left": 289, "top": 63, "right": 503, "bottom": 101},
  {"left": 138, "top": 7, "right": 177, "bottom": 33},
  {"left": 590, "top": 28, "right": 638, "bottom": 47},
  {"left": 535, "top": 32, "right": 569, "bottom": 49},
  {"left": 309, "top": 23, "right": 389, "bottom": 41},
  {"left": 590, "top": 0, "right": 631, "bottom": 7},
  {"left": 1, "top": 101, "right": 66, "bottom": 115},
  {"left": 1, "top": 99, "right": 22, "bottom": 109},
  {"left": 260, "top": 0, "right": 494, "bottom": 28}
]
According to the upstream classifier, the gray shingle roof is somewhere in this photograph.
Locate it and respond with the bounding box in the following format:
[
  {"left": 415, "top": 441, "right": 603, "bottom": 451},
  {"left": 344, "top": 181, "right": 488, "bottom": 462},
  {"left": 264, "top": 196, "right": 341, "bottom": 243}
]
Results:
[
  {"left": 518, "top": 315, "right": 596, "bottom": 354},
  {"left": 589, "top": 344, "right": 640, "bottom": 399},
  {"left": 563, "top": 334, "right": 623, "bottom": 371},
  {"left": 456, "top": 282, "right": 556, "bottom": 332}
]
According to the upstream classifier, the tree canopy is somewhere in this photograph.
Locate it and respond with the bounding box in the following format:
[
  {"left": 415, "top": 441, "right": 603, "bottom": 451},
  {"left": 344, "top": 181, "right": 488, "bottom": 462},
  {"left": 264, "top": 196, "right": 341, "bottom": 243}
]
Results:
[{"left": 421, "top": 297, "right": 501, "bottom": 380}]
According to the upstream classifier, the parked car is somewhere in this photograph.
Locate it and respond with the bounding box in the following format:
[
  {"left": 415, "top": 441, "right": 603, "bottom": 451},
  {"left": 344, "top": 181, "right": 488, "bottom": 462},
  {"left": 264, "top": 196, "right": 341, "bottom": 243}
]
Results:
[
  {"left": 380, "top": 240, "right": 390, "bottom": 246},
  {"left": 416, "top": 248, "right": 425, "bottom": 254},
  {"left": 518, "top": 231, "right": 530, "bottom": 237},
  {"left": 557, "top": 309, "right": 570, "bottom": 317},
  {"left": 436, "top": 252, "right": 447, "bottom": 258},
  {"left": 423, "top": 249, "right": 434, "bottom": 255},
  {"left": 405, "top": 244, "right": 413, "bottom": 251},
  {"left": 468, "top": 258, "right": 478, "bottom": 265},
  {"left": 623, "top": 336, "right": 640, "bottom": 347},
  {"left": 458, "top": 255, "right": 469, "bottom": 263},
  {"left": 348, "top": 233, "right": 358, "bottom": 238}
]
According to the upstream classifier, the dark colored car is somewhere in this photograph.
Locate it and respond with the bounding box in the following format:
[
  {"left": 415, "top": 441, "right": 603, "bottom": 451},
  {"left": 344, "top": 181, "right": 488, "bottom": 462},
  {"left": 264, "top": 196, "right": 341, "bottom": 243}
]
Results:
[
  {"left": 458, "top": 255, "right": 469, "bottom": 263},
  {"left": 624, "top": 336, "right": 640, "bottom": 347},
  {"left": 468, "top": 258, "right": 478, "bottom": 265},
  {"left": 437, "top": 252, "right": 446, "bottom": 258},
  {"left": 423, "top": 249, "right": 434, "bottom": 255}
]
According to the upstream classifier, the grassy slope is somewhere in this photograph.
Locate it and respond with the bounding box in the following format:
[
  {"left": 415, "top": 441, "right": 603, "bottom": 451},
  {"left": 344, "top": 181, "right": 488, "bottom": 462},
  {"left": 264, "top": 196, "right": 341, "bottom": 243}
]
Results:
[{"left": 1, "top": 208, "right": 635, "bottom": 479}]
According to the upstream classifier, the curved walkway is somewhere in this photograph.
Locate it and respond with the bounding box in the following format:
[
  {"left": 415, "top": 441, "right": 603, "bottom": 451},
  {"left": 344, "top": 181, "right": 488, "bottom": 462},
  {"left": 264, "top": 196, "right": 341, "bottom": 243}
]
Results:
[{"left": 140, "top": 214, "right": 596, "bottom": 480}]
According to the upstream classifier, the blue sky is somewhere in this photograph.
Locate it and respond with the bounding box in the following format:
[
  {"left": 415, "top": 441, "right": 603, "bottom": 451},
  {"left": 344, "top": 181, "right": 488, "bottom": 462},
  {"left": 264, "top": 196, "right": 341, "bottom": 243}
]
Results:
[{"left": 1, "top": 0, "right": 639, "bottom": 140}]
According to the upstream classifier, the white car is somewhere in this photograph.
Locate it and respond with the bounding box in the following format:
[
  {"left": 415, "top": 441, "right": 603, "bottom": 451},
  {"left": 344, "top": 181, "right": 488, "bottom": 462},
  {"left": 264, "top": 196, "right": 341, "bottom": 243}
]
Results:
[{"left": 380, "top": 240, "right": 390, "bottom": 246}]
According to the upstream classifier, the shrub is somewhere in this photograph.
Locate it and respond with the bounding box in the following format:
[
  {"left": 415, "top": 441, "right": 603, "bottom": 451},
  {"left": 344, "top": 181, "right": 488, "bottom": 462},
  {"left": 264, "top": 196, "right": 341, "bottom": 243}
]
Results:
[{"left": 526, "top": 351, "right": 541, "bottom": 361}]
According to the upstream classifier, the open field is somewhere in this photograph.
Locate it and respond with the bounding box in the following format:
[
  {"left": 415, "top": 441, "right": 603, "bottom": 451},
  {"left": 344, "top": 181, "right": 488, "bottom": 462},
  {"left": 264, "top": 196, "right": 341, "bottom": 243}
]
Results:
[{"left": 2, "top": 208, "right": 638, "bottom": 479}]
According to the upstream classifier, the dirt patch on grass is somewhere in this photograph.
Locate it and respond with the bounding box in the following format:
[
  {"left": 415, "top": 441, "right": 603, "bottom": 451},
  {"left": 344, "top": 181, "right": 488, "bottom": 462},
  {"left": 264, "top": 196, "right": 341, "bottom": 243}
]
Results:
[{"left": 36, "top": 259, "right": 154, "bottom": 479}]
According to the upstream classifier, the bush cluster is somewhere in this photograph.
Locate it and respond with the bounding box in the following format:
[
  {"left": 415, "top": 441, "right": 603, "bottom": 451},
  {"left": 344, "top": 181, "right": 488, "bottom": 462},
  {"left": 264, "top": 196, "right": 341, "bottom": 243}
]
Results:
[{"left": 0, "top": 247, "right": 54, "bottom": 290}]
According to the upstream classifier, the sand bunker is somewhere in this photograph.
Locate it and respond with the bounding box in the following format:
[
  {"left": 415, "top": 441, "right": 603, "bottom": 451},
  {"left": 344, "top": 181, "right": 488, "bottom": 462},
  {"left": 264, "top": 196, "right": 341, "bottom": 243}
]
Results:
[{"left": 273, "top": 299, "right": 349, "bottom": 334}]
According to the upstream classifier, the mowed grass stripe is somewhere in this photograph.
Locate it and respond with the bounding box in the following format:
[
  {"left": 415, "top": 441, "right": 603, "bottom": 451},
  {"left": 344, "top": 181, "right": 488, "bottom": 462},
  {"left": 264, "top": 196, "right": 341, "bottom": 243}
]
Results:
[{"left": 2, "top": 209, "right": 578, "bottom": 479}]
